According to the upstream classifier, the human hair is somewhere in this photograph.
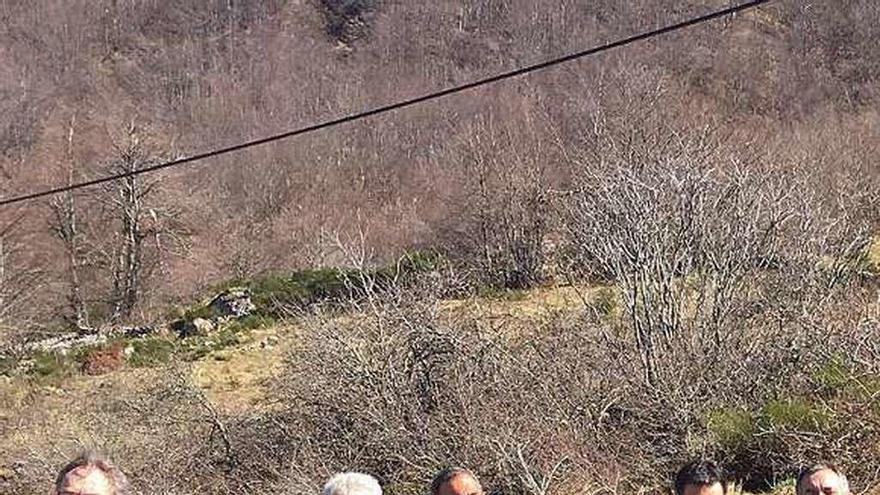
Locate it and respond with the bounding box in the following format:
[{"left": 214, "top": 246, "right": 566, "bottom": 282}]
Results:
[
  {"left": 430, "top": 467, "right": 479, "bottom": 495},
  {"left": 674, "top": 460, "right": 727, "bottom": 495},
  {"left": 795, "top": 463, "right": 849, "bottom": 495},
  {"left": 322, "top": 472, "right": 382, "bottom": 495},
  {"left": 54, "top": 451, "right": 130, "bottom": 495}
]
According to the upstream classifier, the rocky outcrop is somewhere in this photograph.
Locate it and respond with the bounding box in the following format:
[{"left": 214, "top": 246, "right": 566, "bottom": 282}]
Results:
[
  {"left": 20, "top": 324, "right": 160, "bottom": 355},
  {"left": 17, "top": 288, "right": 257, "bottom": 357},
  {"left": 170, "top": 288, "right": 255, "bottom": 337},
  {"left": 209, "top": 287, "right": 256, "bottom": 319}
]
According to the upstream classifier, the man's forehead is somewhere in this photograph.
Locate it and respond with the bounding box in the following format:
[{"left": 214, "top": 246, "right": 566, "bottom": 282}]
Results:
[
  {"left": 682, "top": 481, "right": 725, "bottom": 495},
  {"left": 453, "top": 472, "right": 481, "bottom": 482},
  {"left": 68, "top": 466, "right": 95, "bottom": 479},
  {"left": 809, "top": 469, "right": 844, "bottom": 485}
]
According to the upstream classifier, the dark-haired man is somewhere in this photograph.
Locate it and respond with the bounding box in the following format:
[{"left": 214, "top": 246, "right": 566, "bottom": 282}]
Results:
[
  {"left": 431, "top": 467, "right": 484, "bottom": 495},
  {"left": 674, "top": 460, "right": 726, "bottom": 495}
]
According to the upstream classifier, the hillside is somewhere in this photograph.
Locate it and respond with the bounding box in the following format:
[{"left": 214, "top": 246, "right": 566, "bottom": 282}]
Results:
[
  {"left": 0, "top": 0, "right": 877, "bottom": 332},
  {"left": 1, "top": 1, "right": 880, "bottom": 494}
]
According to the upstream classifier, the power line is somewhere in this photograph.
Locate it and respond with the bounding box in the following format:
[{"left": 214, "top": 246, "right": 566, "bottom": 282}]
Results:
[{"left": 0, "top": 0, "right": 772, "bottom": 208}]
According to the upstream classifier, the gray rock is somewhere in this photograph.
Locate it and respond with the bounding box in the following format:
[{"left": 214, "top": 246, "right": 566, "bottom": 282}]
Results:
[
  {"left": 192, "top": 318, "right": 216, "bottom": 335},
  {"left": 209, "top": 287, "right": 256, "bottom": 318},
  {"left": 172, "top": 317, "right": 215, "bottom": 338},
  {"left": 23, "top": 333, "right": 107, "bottom": 353}
]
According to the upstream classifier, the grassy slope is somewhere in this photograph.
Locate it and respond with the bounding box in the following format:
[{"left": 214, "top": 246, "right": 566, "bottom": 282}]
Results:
[
  {"left": 0, "top": 284, "right": 589, "bottom": 476},
  {"left": 2, "top": 266, "right": 878, "bottom": 492}
]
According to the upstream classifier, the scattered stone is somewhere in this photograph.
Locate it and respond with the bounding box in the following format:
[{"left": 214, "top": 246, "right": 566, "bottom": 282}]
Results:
[
  {"left": 0, "top": 466, "right": 14, "bottom": 481},
  {"left": 119, "top": 325, "right": 155, "bottom": 338},
  {"left": 42, "top": 385, "right": 66, "bottom": 396},
  {"left": 193, "top": 318, "right": 216, "bottom": 335},
  {"left": 261, "top": 335, "right": 279, "bottom": 350},
  {"left": 23, "top": 333, "right": 107, "bottom": 354}
]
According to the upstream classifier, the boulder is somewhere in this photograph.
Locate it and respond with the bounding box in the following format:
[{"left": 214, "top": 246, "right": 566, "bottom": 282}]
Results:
[
  {"left": 172, "top": 317, "right": 216, "bottom": 338},
  {"left": 193, "top": 317, "right": 216, "bottom": 335},
  {"left": 209, "top": 287, "right": 256, "bottom": 318}
]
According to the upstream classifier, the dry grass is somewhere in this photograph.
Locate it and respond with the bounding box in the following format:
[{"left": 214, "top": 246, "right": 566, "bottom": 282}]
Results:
[
  {"left": 0, "top": 367, "right": 164, "bottom": 467},
  {"left": 191, "top": 324, "right": 296, "bottom": 415},
  {"left": 438, "top": 284, "right": 598, "bottom": 321},
  {"left": 869, "top": 236, "right": 880, "bottom": 270},
  {"left": 0, "top": 285, "right": 597, "bottom": 492}
]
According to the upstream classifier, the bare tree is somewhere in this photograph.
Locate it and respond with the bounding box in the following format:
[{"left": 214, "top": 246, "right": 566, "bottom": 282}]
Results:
[
  {"left": 49, "top": 115, "right": 89, "bottom": 331},
  {"left": 563, "top": 114, "right": 810, "bottom": 386},
  {"left": 441, "top": 116, "right": 551, "bottom": 289},
  {"left": 98, "top": 124, "right": 185, "bottom": 322}
]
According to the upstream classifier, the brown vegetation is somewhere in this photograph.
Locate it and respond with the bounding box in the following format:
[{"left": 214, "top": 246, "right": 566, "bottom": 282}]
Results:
[
  {"left": 80, "top": 342, "right": 125, "bottom": 376},
  {"left": 1, "top": 1, "right": 880, "bottom": 495},
  {"left": 0, "top": 0, "right": 876, "bottom": 331}
]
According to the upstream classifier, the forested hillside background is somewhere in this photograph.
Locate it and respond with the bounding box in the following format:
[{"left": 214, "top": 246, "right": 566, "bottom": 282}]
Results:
[
  {"left": 0, "top": 0, "right": 876, "bottom": 335},
  {"left": 2, "top": 2, "right": 880, "bottom": 494}
]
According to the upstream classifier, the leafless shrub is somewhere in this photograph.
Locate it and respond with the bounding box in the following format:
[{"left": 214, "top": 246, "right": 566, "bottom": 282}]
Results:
[
  {"left": 210, "top": 269, "right": 875, "bottom": 494},
  {"left": 261, "top": 282, "right": 595, "bottom": 495},
  {"left": 561, "top": 83, "right": 878, "bottom": 386},
  {"left": 438, "top": 116, "right": 552, "bottom": 290}
]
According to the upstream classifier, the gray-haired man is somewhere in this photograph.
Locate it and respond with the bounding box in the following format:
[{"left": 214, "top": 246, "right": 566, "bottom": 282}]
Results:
[
  {"left": 796, "top": 464, "right": 850, "bottom": 495},
  {"left": 322, "top": 472, "right": 383, "bottom": 495}
]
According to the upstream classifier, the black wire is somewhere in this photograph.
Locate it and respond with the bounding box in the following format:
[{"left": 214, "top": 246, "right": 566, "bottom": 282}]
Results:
[{"left": 0, "top": 0, "right": 771, "bottom": 207}]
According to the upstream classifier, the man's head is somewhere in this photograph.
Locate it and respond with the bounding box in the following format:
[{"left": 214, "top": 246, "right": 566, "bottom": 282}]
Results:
[
  {"left": 322, "top": 472, "right": 382, "bottom": 495},
  {"left": 796, "top": 464, "right": 850, "bottom": 495},
  {"left": 674, "top": 461, "right": 726, "bottom": 495},
  {"left": 431, "top": 467, "right": 483, "bottom": 495},
  {"left": 55, "top": 452, "right": 129, "bottom": 495}
]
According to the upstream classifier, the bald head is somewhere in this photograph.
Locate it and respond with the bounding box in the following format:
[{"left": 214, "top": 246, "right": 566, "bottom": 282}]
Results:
[
  {"left": 58, "top": 466, "right": 113, "bottom": 495},
  {"left": 431, "top": 468, "right": 483, "bottom": 495},
  {"left": 55, "top": 452, "right": 128, "bottom": 495}
]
